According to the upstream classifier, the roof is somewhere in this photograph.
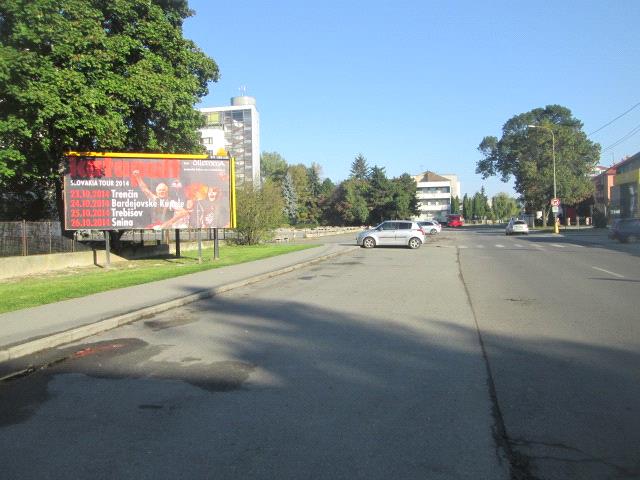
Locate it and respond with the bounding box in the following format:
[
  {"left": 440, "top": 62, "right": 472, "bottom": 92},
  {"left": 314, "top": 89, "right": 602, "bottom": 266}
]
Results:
[{"left": 414, "top": 171, "right": 450, "bottom": 183}]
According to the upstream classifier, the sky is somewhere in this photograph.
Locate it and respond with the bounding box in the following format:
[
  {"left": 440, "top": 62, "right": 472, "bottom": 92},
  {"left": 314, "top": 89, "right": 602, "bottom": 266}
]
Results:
[{"left": 183, "top": 0, "right": 640, "bottom": 198}]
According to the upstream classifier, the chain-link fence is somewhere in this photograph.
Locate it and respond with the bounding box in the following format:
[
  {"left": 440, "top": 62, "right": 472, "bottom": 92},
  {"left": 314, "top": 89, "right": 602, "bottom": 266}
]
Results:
[{"left": 0, "top": 222, "right": 235, "bottom": 258}]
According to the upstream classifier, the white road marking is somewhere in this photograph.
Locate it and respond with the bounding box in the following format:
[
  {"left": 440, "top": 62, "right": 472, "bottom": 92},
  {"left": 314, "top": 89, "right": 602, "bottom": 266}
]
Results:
[
  {"left": 566, "top": 243, "right": 584, "bottom": 248},
  {"left": 551, "top": 243, "right": 566, "bottom": 248},
  {"left": 514, "top": 243, "right": 524, "bottom": 248},
  {"left": 591, "top": 266, "right": 625, "bottom": 278},
  {"left": 495, "top": 244, "right": 505, "bottom": 248}
]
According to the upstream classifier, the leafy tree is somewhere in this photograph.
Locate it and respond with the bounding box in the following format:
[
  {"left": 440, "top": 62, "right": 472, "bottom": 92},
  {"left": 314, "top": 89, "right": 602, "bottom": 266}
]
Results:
[
  {"left": 260, "top": 151, "right": 288, "bottom": 183},
  {"left": 349, "top": 153, "right": 370, "bottom": 180},
  {"left": 287, "top": 164, "right": 310, "bottom": 223},
  {"left": 234, "top": 180, "right": 284, "bottom": 245},
  {"left": 389, "top": 173, "right": 418, "bottom": 220},
  {"left": 304, "top": 163, "right": 323, "bottom": 226},
  {"left": 331, "top": 179, "right": 369, "bottom": 225},
  {"left": 491, "top": 193, "right": 520, "bottom": 222},
  {"left": 451, "top": 196, "right": 461, "bottom": 214},
  {"left": 477, "top": 105, "right": 599, "bottom": 226},
  {"left": 318, "top": 177, "right": 336, "bottom": 225},
  {"left": 0, "top": 0, "right": 219, "bottom": 220},
  {"left": 472, "top": 187, "right": 490, "bottom": 220},
  {"left": 462, "top": 194, "right": 472, "bottom": 220},
  {"left": 281, "top": 171, "right": 298, "bottom": 224},
  {"left": 367, "top": 166, "right": 393, "bottom": 223}
]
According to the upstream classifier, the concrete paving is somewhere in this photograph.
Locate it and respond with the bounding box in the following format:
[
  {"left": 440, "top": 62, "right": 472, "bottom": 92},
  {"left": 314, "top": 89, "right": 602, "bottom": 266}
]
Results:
[{"left": 0, "top": 243, "right": 358, "bottom": 363}]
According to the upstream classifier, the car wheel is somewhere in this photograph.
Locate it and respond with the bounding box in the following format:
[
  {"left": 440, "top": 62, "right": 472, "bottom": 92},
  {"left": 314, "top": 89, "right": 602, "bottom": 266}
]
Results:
[
  {"left": 362, "top": 237, "right": 376, "bottom": 248},
  {"left": 430, "top": 228, "right": 437, "bottom": 235},
  {"left": 408, "top": 237, "right": 422, "bottom": 249}
]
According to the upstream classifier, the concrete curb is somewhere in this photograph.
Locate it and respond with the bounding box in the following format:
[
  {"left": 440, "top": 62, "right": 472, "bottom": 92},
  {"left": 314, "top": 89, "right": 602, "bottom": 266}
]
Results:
[{"left": 0, "top": 247, "right": 357, "bottom": 363}]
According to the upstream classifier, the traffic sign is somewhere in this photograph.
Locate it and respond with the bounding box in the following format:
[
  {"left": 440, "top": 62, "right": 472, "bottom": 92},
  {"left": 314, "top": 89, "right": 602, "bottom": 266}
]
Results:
[{"left": 550, "top": 198, "right": 560, "bottom": 207}]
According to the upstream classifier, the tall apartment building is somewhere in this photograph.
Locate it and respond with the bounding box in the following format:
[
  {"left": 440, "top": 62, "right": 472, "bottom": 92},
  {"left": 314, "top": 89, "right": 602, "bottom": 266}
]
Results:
[
  {"left": 412, "top": 171, "right": 460, "bottom": 221},
  {"left": 199, "top": 96, "right": 261, "bottom": 184}
]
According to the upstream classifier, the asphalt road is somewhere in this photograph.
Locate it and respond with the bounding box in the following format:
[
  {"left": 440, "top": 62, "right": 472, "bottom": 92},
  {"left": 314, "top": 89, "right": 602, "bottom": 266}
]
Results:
[
  {"left": 452, "top": 226, "right": 640, "bottom": 479},
  {"left": 0, "top": 228, "right": 638, "bottom": 479}
]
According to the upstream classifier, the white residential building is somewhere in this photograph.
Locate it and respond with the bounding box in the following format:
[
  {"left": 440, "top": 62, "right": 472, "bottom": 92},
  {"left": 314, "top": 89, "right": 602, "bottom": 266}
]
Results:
[
  {"left": 199, "top": 96, "right": 261, "bottom": 185},
  {"left": 412, "top": 171, "right": 460, "bottom": 221}
]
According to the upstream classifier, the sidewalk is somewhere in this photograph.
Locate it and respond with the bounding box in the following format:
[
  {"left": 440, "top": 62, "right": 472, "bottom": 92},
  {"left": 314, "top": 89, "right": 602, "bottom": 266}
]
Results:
[{"left": 0, "top": 243, "right": 357, "bottom": 364}]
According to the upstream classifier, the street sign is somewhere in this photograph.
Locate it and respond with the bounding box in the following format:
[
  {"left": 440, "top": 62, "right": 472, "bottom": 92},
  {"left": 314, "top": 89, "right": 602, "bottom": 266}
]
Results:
[
  {"left": 550, "top": 198, "right": 560, "bottom": 207},
  {"left": 552, "top": 206, "right": 559, "bottom": 213}
]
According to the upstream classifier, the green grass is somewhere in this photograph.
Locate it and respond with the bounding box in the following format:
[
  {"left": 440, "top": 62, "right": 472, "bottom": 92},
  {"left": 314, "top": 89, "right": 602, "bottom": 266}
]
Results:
[{"left": 0, "top": 244, "right": 318, "bottom": 314}]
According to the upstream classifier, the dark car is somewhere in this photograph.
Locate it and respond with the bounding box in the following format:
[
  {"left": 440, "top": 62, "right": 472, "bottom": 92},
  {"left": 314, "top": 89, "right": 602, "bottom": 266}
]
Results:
[{"left": 609, "top": 218, "right": 640, "bottom": 243}]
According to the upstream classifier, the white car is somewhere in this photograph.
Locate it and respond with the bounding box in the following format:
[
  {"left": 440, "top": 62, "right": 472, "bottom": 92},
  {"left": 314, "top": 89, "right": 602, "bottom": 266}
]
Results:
[
  {"left": 418, "top": 220, "right": 442, "bottom": 235},
  {"left": 505, "top": 218, "right": 529, "bottom": 235},
  {"left": 356, "top": 220, "right": 426, "bottom": 249}
]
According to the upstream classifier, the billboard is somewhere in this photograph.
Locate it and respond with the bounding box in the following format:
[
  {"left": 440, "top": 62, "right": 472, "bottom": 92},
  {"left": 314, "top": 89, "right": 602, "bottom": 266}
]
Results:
[{"left": 63, "top": 152, "right": 235, "bottom": 230}]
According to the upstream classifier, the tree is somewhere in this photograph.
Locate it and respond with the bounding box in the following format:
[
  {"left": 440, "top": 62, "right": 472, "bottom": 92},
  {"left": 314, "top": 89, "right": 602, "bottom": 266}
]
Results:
[
  {"left": 471, "top": 187, "right": 490, "bottom": 220},
  {"left": 0, "top": 0, "right": 219, "bottom": 220},
  {"left": 281, "top": 171, "right": 298, "bottom": 225},
  {"left": 234, "top": 180, "right": 284, "bottom": 244},
  {"left": 318, "top": 177, "right": 336, "bottom": 225},
  {"left": 477, "top": 105, "right": 599, "bottom": 226},
  {"left": 389, "top": 173, "right": 418, "bottom": 220},
  {"left": 451, "top": 196, "right": 461, "bottom": 214},
  {"left": 260, "top": 151, "right": 288, "bottom": 183},
  {"left": 349, "top": 153, "right": 370, "bottom": 180},
  {"left": 331, "top": 179, "right": 369, "bottom": 226},
  {"left": 462, "top": 194, "right": 472, "bottom": 220},
  {"left": 367, "top": 166, "right": 393, "bottom": 223},
  {"left": 287, "top": 164, "right": 310, "bottom": 223},
  {"left": 491, "top": 193, "right": 520, "bottom": 222},
  {"left": 304, "top": 163, "right": 323, "bottom": 226}
]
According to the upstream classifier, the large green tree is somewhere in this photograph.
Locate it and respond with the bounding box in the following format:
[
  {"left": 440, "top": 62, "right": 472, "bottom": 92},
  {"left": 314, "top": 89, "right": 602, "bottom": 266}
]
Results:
[
  {"left": 367, "top": 166, "right": 393, "bottom": 223},
  {"left": 260, "top": 151, "right": 288, "bottom": 183},
  {"left": 476, "top": 105, "right": 599, "bottom": 226},
  {"left": 235, "top": 180, "right": 284, "bottom": 245},
  {"left": 491, "top": 193, "right": 520, "bottom": 222},
  {"left": 389, "top": 173, "right": 418, "bottom": 220},
  {"left": 349, "top": 153, "right": 370, "bottom": 181},
  {"left": 0, "top": 0, "right": 219, "bottom": 219}
]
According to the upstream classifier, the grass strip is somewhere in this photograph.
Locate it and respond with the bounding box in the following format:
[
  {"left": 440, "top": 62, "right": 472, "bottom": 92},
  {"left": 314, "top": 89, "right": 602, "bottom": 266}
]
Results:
[{"left": 0, "top": 243, "right": 318, "bottom": 314}]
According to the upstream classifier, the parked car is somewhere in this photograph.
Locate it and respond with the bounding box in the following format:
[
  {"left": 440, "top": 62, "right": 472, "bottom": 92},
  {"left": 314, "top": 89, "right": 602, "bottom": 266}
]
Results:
[
  {"left": 609, "top": 218, "right": 640, "bottom": 243},
  {"left": 418, "top": 220, "right": 442, "bottom": 235},
  {"left": 356, "top": 220, "right": 426, "bottom": 249},
  {"left": 505, "top": 218, "right": 529, "bottom": 235},
  {"left": 445, "top": 214, "right": 464, "bottom": 228}
]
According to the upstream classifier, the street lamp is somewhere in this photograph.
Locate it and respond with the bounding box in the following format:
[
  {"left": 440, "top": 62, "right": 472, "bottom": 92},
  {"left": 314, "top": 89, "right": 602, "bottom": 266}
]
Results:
[{"left": 527, "top": 124, "right": 559, "bottom": 233}]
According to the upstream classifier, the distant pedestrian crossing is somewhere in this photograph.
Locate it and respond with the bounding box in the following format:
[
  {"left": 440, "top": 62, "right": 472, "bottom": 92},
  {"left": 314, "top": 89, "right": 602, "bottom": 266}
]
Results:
[{"left": 442, "top": 241, "right": 586, "bottom": 251}]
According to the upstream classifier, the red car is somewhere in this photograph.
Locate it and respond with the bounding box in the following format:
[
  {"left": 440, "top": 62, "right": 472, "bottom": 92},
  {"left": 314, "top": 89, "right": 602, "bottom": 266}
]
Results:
[{"left": 446, "top": 214, "right": 464, "bottom": 227}]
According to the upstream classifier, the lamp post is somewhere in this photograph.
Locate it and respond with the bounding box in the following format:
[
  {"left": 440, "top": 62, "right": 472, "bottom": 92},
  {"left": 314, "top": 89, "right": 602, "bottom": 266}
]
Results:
[{"left": 527, "top": 124, "right": 559, "bottom": 233}]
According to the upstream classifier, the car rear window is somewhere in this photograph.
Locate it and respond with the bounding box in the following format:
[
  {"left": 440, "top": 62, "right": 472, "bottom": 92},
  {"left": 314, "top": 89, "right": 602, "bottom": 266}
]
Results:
[
  {"left": 398, "top": 223, "right": 411, "bottom": 230},
  {"left": 514, "top": 221, "right": 526, "bottom": 225}
]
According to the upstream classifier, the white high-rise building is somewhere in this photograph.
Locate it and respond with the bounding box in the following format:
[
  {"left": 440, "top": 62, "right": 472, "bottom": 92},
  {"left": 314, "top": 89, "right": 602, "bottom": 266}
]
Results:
[
  {"left": 412, "top": 171, "right": 460, "bottom": 221},
  {"left": 199, "top": 96, "right": 261, "bottom": 184}
]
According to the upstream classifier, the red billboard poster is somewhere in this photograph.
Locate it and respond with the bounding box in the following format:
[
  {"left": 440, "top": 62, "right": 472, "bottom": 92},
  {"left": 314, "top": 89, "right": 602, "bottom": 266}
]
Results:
[{"left": 63, "top": 152, "right": 233, "bottom": 230}]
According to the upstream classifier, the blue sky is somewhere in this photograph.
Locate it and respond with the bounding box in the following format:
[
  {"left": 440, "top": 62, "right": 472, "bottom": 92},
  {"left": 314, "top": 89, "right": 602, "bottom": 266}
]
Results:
[{"left": 183, "top": 0, "right": 640, "bottom": 198}]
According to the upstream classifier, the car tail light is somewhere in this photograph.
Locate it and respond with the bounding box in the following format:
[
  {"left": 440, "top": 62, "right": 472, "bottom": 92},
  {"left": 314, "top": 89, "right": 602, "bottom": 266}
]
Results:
[{"left": 418, "top": 227, "right": 426, "bottom": 235}]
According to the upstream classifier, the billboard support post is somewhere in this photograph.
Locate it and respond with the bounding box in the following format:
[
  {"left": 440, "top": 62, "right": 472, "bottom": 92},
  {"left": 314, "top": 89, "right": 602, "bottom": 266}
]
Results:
[
  {"left": 197, "top": 228, "right": 202, "bottom": 264},
  {"left": 214, "top": 228, "right": 219, "bottom": 260},
  {"left": 104, "top": 231, "right": 111, "bottom": 267},
  {"left": 175, "top": 229, "right": 181, "bottom": 258}
]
